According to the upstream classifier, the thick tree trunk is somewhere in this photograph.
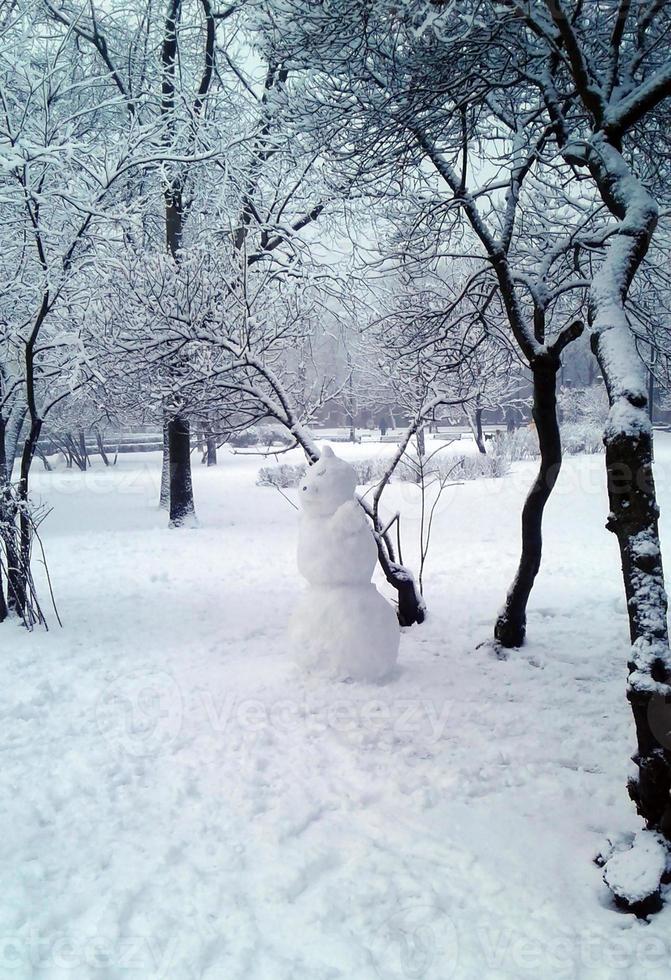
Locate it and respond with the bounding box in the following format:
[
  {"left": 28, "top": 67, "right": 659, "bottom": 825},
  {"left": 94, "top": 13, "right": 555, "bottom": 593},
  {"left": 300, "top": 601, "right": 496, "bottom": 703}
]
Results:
[
  {"left": 168, "top": 414, "right": 196, "bottom": 527},
  {"left": 576, "top": 135, "right": 671, "bottom": 908},
  {"left": 0, "top": 411, "right": 28, "bottom": 619},
  {"left": 12, "top": 418, "right": 43, "bottom": 620},
  {"left": 601, "top": 410, "right": 671, "bottom": 814},
  {"left": 159, "top": 414, "right": 170, "bottom": 510},
  {"left": 495, "top": 355, "right": 562, "bottom": 648},
  {"left": 0, "top": 567, "right": 6, "bottom": 623},
  {"left": 0, "top": 416, "right": 8, "bottom": 623}
]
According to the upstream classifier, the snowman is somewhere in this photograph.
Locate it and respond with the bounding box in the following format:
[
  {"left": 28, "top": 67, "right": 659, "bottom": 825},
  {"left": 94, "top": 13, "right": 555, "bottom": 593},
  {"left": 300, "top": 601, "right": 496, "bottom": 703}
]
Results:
[{"left": 289, "top": 446, "right": 400, "bottom": 682}]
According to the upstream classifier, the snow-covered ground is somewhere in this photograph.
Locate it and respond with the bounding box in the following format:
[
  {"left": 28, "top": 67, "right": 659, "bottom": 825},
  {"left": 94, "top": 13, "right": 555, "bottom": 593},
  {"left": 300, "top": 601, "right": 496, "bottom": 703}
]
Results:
[{"left": 3, "top": 434, "right": 671, "bottom": 979}]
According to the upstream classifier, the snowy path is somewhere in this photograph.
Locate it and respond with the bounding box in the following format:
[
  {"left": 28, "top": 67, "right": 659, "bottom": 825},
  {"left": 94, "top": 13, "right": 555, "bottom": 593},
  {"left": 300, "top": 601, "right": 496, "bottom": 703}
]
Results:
[{"left": 3, "top": 439, "right": 671, "bottom": 978}]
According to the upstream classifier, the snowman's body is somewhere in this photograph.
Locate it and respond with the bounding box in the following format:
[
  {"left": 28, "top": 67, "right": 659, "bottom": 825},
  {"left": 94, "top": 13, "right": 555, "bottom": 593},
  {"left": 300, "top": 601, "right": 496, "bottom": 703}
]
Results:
[{"left": 290, "top": 447, "right": 399, "bottom": 682}]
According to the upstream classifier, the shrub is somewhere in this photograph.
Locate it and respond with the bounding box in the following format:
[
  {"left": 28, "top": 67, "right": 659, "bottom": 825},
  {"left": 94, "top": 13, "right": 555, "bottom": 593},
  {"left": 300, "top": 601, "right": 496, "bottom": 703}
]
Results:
[
  {"left": 228, "top": 429, "right": 260, "bottom": 448},
  {"left": 397, "top": 449, "right": 510, "bottom": 484},
  {"left": 257, "top": 463, "right": 306, "bottom": 488},
  {"left": 562, "top": 422, "right": 603, "bottom": 455},
  {"left": 257, "top": 455, "right": 388, "bottom": 490},
  {"left": 352, "top": 456, "right": 389, "bottom": 485},
  {"left": 494, "top": 428, "right": 539, "bottom": 461},
  {"left": 256, "top": 424, "right": 293, "bottom": 447}
]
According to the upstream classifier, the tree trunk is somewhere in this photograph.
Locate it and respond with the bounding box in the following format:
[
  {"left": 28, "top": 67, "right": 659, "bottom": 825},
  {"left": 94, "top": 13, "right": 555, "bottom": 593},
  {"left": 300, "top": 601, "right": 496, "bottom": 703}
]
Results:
[
  {"left": 168, "top": 414, "right": 196, "bottom": 526},
  {"left": 95, "top": 431, "right": 110, "bottom": 466},
  {"left": 416, "top": 425, "right": 426, "bottom": 458},
  {"left": 78, "top": 429, "right": 89, "bottom": 470},
  {"left": 0, "top": 416, "right": 9, "bottom": 623},
  {"left": 495, "top": 354, "right": 562, "bottom": 648},
  {"left": 474, "top": 407, "right": 486, "bottom": 454},
  {"left": 12, "top": 418, "right": 43, "bottom": 620},
  {"left": 206, "top": 432, "right": 217, "bottom": 466},
  {"left": 0, "top": 413, "right": 25, "bottom": 619},
  {"left": 0, "top": 565, "right": 7, "bottom": 623},
  {"left": 467, "top": 406, "right": 487, "bottom": 454},
  {"left": 578, "top": 135, "right": 671, "bottom": 903},
  {"left": 601, "top": 407, "right": 671, "bottom": 821},
  {"left": 160, "top": 413, "right": 170, "bottom": 509}
]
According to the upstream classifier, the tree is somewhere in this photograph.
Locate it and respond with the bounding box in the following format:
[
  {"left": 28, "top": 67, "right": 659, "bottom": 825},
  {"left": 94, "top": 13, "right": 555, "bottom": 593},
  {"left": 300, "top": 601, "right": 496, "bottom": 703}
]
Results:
[
  {"left": 0, "top": 1, "right": 149, "bottom": 621},
  {"left": 501, "top": 0, "right": 671, "bottom": 915},
  {"left": 259, "top": 3, "right": 596, "bottom": 647},
  {"left": 261, "top": 0, "right": 671, "bottom": 907},
  {"left": 43, "top": 0, "right": 239, "bottom": 525}
]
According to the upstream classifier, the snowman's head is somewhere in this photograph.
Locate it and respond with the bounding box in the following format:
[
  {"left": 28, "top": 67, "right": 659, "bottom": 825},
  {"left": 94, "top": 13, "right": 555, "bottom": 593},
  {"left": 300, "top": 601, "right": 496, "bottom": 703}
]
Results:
[{"left": 300, "top": 446, "right": 357, "bottom": 517}]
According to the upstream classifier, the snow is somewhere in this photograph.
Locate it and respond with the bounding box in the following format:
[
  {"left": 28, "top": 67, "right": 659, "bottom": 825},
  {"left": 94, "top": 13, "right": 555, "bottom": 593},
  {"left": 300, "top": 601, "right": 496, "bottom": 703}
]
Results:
[
  {"left": 4, "top": 434, "right": 671, "bottom": 977},
  {"left": 603, "top": 831, "right": 668, "bottom": 905}
]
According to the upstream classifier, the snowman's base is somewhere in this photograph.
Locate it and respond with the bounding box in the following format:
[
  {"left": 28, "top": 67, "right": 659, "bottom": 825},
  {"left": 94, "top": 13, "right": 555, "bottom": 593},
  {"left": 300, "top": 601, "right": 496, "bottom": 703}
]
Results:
[{"left": 290, "top": 584, "right": 400, "bottom": 683}]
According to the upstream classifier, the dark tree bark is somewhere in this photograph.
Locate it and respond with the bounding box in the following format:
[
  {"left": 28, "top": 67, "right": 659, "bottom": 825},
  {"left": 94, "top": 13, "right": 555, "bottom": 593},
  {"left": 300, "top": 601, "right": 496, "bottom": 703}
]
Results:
[
  {"left": 0, "top": 567, "right": 6, "bottom": 623},
  {"left": 160, "top": 413, "right": 170, "bottom": 509},
  {"left": 0, "top": 415, "right": 9, "bottom": 623},
  {"left": 379, "top": 554, "right": 426, "bottom": 627},
  {"left": 95, "top": 431, "right": 110, "bottom": 466},
  {"left": 11, "top": 417, "right": 44, "bottom": 618},
  {"left": 495, "top": 354, "right": 561, "bottom": 647},
  {"left": 168, "top": 415, "right": 196, "bottom": 526},
  {"left": 601, "top": 408, "right": 671, "bottom": 832},
  {"left": 205, "top": 432, "right": 217, "bottom": 466},
  {"left": 495, "top": 320, "right": 583, "bottom": 649},
  {"left": 416, "top": 425, "right": 426, "bottom": 458},
  {"left": 575, "top": 135, "right": 671, "bottom": 902},
  {"left": 157, "top": 0, "right": 198, "bottom": 526},
  {"left": 467, "top": 405, "right": 487, "bottom": 454}
]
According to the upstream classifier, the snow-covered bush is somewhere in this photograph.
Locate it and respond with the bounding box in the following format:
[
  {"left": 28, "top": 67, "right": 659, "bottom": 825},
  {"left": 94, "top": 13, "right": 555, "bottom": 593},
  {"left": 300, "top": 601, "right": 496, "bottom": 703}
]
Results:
[
  {"left": 452, "top": 452, "right": 510, "bottom": 480},
  {"left": 257, "top": 463, "right": 306, "bottom": 488},
  {"left": 352, "top": 456, "right": 390, "bottom": 485},
  {"left": 557, "top": 385, "right": 607, "bottom": 455},
  {"left": 486, "top": 420, "right": 603, "bottom": 462},
  {"left": 229, "top": 429, "right": 261, "bottom": 448},
  {"left": 495, "top": 428, "right": 539, "bottom": 461},
  {"left": 256, "top": 424, "right": 293, "bottom": 447},
  {"left": 257, "top": 456, "right": 388, "bottom": 489},
  {"left": 398, "top": 450, "right": 509, "bottom": 483},
  {"left": 561, "top": 423, "right": 604, "bottom": 455},
  {"left": 558, "top": 385, "right": 608, "bottom": 426},
  {"left": 230, "top": 425, "right": 294, "bottom": 449}
]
